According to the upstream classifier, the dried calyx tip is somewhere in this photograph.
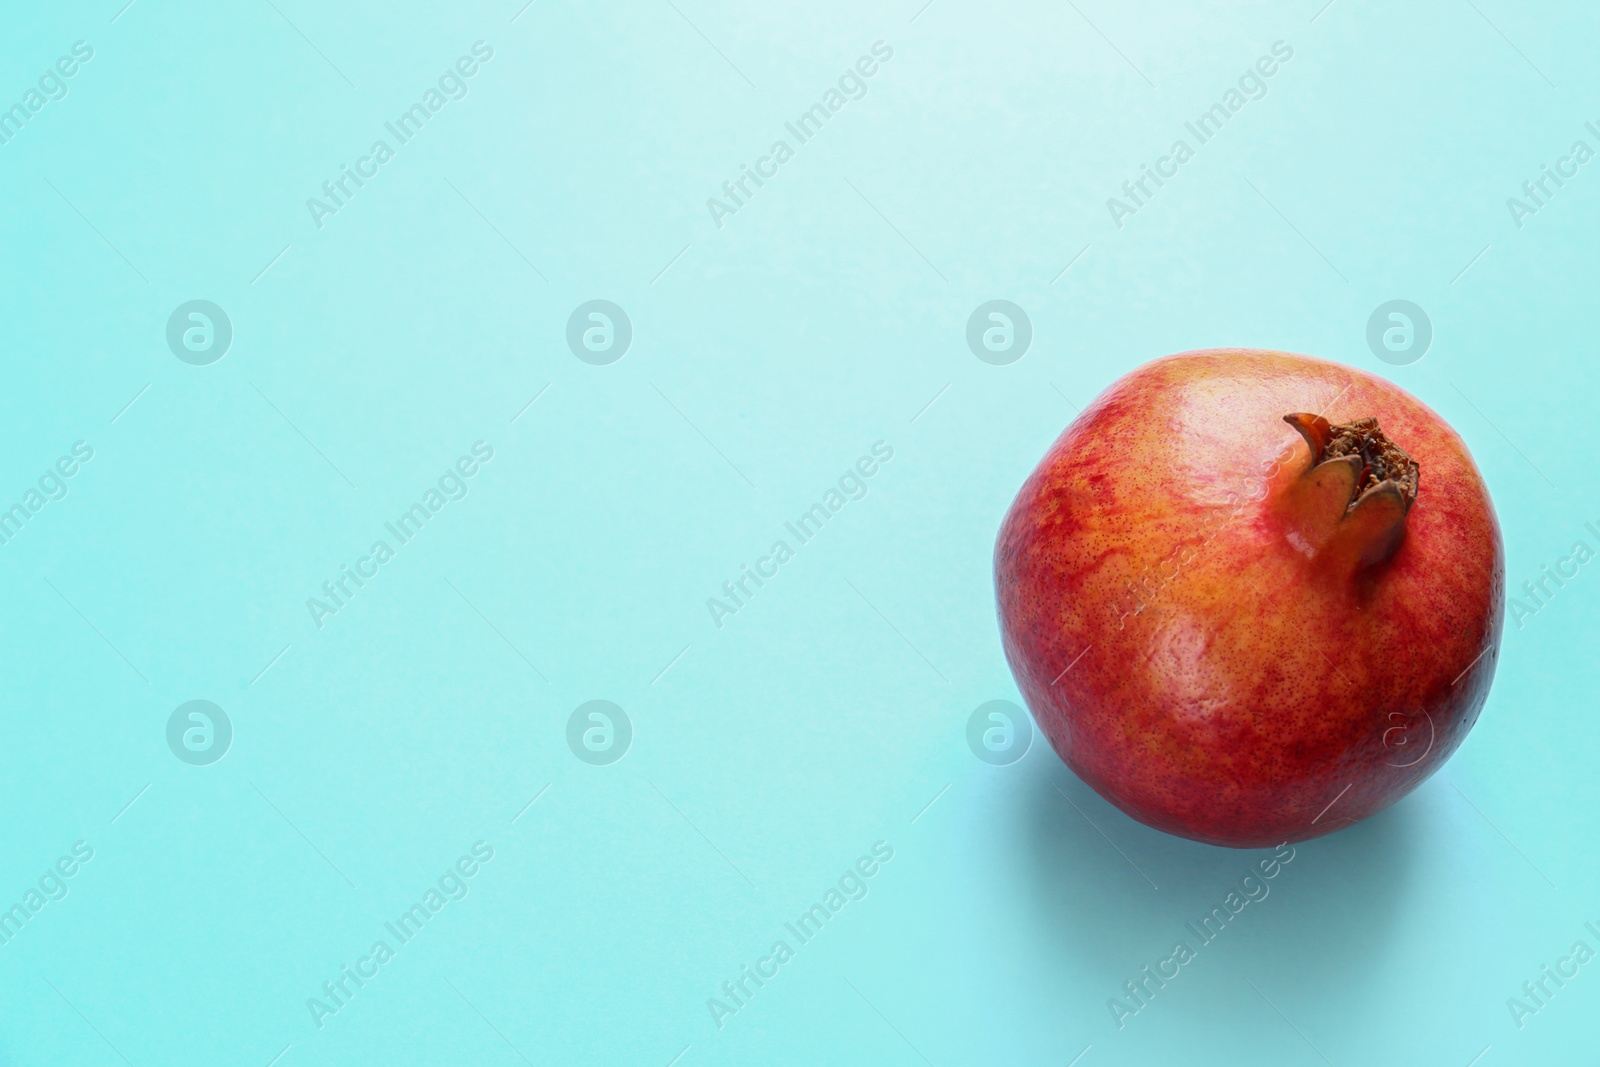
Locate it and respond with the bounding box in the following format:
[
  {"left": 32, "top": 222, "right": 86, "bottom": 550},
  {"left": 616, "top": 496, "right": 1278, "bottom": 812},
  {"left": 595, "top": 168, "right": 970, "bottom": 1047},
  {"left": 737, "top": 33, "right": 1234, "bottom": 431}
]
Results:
[{"left": 1283, "top": 412, "right": 1419, "bottom": 514}]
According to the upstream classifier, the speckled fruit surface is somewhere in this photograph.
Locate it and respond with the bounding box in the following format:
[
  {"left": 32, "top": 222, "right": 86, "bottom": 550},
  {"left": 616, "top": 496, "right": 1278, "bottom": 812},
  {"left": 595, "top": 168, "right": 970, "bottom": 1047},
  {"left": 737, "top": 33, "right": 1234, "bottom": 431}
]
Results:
[{"left": 994, "top": 349, "right": 1504, "bottom": 847}]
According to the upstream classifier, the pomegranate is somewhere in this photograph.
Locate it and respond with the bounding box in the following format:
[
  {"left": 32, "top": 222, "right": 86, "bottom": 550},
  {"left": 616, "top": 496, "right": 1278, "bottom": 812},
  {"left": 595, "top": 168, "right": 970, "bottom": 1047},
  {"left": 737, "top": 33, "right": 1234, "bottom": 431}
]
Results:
[{"left": 995, "top": 349, "right": 1503, "bottom": 847}]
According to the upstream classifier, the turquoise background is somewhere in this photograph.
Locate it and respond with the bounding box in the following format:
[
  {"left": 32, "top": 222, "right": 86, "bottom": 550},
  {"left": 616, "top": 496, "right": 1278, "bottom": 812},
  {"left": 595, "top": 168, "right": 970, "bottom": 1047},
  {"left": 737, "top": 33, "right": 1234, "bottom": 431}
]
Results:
[{"left": 1, "top": 1, "right": 1597, "bottom": 1064}]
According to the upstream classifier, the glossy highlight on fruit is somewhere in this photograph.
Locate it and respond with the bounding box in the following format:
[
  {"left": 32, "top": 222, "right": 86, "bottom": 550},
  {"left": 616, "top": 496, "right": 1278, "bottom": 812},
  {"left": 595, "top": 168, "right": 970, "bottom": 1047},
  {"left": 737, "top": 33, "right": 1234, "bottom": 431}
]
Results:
[{"left": 994, "top": 350, "right": 1504, "bottom": 847}]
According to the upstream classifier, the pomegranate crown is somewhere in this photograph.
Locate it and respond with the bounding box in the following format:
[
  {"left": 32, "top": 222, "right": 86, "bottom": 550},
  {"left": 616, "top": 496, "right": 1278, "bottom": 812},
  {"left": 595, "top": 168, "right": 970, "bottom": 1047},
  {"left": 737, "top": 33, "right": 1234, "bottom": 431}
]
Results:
[{"left": 1280, "top": 412, "right": 1419, "bottom": 568}]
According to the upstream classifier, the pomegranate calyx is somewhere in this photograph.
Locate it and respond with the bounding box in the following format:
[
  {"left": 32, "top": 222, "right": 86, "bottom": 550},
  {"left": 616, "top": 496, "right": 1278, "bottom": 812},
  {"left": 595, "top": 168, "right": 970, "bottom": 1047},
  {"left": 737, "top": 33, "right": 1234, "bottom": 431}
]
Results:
[
  {"left": 1283, "top": 413, "right": 1419, "bottom": 514},
  {"left": 1282, "top": 412, "right": 1419, "bottom": 567},
  {"left": 1283, "top": 412, "right": 1334, "bottom": 460},
  {"left": 1343, "top": 481, "right": 1410, "bottom": 567}
]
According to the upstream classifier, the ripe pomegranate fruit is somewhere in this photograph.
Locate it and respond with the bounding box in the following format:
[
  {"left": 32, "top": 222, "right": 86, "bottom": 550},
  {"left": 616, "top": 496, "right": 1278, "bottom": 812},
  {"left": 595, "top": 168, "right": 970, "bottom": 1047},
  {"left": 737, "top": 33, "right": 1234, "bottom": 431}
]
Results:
[{"left": 995, "top": 349, "right": 1504, "bottom": 847}]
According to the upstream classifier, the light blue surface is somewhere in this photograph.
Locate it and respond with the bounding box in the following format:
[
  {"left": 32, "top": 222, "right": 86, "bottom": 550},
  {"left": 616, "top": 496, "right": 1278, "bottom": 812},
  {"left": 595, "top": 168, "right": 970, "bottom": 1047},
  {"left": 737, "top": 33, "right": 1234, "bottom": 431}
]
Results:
[{"left": 1, "top": 2, "right": 1596, "bottom": 1064}]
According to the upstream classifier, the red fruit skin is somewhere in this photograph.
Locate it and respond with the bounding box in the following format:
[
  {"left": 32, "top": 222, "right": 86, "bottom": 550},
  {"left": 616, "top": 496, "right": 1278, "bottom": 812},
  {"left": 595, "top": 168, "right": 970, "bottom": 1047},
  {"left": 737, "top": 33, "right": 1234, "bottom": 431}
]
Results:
[{"left": 995, "top": 350, "right": 1504, "bottom": 848}]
